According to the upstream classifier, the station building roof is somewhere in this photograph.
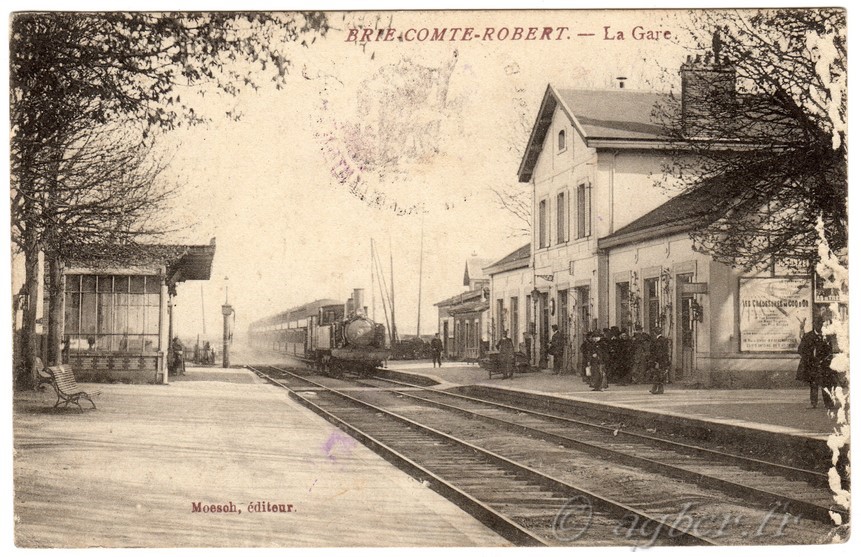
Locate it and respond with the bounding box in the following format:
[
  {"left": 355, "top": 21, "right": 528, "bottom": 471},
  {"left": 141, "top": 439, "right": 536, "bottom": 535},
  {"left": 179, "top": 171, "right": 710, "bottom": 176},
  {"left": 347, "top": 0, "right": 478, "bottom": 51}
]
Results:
[
  {"left": 597, "top": 165, "right": 753, "bottom": 250},
  {"left": 485, "top": 243, "right": 531, "bottom": 276},
  {"left": 518, "top": 85, "right": 673, "bottom": 182},
  {"left": 434, "top": 288, "right": 484, "bottom": 308}
]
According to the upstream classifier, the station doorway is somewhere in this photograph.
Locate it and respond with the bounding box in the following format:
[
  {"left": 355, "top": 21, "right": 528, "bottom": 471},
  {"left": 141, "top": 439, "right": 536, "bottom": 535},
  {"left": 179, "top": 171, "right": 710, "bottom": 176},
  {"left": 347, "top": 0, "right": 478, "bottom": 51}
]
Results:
[
  {"left": 539, "top": 292, "right": 549, "bottom": 368},
  {"left": 675, "top": 273, "right": 695, "bottom": 381}
]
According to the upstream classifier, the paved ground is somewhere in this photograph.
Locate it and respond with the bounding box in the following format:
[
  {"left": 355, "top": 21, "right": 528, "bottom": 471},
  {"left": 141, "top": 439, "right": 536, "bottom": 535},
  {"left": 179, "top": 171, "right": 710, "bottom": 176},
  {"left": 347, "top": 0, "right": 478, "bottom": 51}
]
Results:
[
  {"left": 13, "top": 366, "right": 507, "bottom": 548},
  {"left": 385, "top": 361, "right": 839, "bottom": 440}
]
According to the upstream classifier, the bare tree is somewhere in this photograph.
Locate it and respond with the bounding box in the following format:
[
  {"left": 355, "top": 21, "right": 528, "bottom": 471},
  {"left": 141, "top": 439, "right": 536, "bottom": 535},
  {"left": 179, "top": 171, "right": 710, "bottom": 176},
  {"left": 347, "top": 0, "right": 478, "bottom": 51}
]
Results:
[
  {"left": 39, "top": 126, "right": 185, "bottom": 366},
  {"left": 653, "top": 9, "right": 846, "bottom": 271},
  {"left": 491, "top": 187, "right": 531, "bottom": 238},
  {"left": 490, "top": 64, "right": 533, "bottom": 238},
  {"left": 10, "top": 12, "right": 328, "bottom": 386}
]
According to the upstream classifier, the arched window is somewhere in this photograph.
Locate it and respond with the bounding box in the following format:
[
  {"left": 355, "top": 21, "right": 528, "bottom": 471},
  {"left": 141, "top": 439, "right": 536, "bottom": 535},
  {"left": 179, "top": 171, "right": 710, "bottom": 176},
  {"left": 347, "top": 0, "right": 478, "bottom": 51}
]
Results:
[{"left": 558, "top": 129, "right": 566, "bottom": 151}]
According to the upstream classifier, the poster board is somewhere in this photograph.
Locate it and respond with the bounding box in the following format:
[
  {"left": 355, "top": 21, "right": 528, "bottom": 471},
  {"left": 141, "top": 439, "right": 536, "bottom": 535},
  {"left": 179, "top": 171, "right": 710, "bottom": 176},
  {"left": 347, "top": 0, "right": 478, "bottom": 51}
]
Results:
[{"left": 738, "top": 276, "right": 812, "bottom": 352}]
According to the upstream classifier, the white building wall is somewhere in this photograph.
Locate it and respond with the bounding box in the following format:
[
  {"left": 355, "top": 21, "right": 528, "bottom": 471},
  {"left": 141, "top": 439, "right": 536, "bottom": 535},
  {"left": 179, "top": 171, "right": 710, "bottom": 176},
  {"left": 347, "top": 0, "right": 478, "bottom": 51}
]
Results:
[
  {"left": 607, "top": 233, "right": 803, "bottom": 385},
  {"left": 489, "top": 266, "right": 533, "bottom": 354},
  {"left": 602, "top": 151, "right": 677, "bottom": 234}
]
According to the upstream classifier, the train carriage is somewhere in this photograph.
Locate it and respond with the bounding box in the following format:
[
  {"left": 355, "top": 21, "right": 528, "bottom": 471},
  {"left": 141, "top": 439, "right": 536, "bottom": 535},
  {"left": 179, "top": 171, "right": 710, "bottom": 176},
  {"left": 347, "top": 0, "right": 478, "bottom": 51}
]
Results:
[{"left": 249, "top": 288, "right": 389, "bottom": 375}]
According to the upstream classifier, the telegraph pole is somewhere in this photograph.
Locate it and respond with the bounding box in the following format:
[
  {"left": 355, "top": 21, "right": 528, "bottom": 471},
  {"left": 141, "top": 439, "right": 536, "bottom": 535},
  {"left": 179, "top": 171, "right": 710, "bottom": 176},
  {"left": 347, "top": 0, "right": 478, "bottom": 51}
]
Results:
[
  {"left": 416, "top": 218, "right": 424, "bottom": 338},
  {"left": 389, "top": 237, "right": 397, "bottom": 345}
]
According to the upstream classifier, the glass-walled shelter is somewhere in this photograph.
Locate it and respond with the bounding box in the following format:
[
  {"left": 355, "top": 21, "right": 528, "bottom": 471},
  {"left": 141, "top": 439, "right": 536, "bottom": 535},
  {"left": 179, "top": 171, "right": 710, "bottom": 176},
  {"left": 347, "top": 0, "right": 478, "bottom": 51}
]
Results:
[
  {"left": 64, "top": 274, "right": 161, "bottom": 355},
  {"left": 62, "top": 240, "right": 215, "bottom": 384}
]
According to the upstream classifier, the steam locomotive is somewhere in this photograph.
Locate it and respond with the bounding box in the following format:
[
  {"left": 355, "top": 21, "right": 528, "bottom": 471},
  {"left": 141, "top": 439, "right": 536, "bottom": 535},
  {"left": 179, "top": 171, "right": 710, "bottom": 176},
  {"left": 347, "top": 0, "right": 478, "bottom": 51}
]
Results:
[{"left": 248, "top": 288, "right": 389, "bottom": 375}]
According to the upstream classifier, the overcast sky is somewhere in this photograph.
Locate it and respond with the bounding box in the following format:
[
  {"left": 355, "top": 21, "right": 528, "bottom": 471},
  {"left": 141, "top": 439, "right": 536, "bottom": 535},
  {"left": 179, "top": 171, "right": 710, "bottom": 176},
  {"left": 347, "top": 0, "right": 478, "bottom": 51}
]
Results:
[
  {"left": 10, "top": 9, "right": 703, "bottom": 340},
  {"left": 156, "top": 10, "right": 706, "bottom": 341}
]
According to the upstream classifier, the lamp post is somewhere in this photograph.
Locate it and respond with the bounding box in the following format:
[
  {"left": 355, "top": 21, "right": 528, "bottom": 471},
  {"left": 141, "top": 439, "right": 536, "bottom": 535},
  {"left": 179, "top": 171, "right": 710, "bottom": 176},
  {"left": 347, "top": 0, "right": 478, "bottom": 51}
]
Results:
[
  {"left": 221, "top": 276, "right": 233, "bottom": 368},
  {"left": 221, "top": 303, "right": 233, "bottom": 368}
]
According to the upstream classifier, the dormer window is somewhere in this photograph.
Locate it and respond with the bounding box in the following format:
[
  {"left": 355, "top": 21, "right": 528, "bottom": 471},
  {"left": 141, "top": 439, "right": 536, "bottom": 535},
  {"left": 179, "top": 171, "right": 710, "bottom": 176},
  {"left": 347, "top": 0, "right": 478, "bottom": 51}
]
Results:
[{"left": 558, "top": 129, "right": 566, "bottom": 151}]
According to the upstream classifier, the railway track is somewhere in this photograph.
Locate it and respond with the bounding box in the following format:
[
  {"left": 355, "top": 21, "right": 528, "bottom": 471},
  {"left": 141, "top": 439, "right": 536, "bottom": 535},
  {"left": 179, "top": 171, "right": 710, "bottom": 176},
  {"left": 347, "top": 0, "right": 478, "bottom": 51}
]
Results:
[
  {"left": 249, "top": 364, "right": 718, "bottom": 546},
  {"left": 354, "top": 374, "right": 842, "bottom": 526},
  {"left": 249, "top": 363, "right": 841, "bottom": 545}
]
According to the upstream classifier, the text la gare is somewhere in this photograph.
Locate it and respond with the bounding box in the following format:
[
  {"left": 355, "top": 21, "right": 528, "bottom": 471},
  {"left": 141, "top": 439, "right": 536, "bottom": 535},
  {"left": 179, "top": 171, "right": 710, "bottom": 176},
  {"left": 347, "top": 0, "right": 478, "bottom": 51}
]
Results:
[{"left": 604, "top": 26, "right": 672, "bottom": 41}]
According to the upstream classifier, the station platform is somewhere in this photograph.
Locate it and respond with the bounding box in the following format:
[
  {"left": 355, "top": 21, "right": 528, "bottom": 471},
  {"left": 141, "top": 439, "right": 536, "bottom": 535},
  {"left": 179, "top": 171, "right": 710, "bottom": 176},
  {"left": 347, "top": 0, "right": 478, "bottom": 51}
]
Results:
[
  {"left": 12, "top": 366, "right": 507, "bottom": 547},
  {"left": 382, "top": 360, "right": 841, "bottom": 441}
]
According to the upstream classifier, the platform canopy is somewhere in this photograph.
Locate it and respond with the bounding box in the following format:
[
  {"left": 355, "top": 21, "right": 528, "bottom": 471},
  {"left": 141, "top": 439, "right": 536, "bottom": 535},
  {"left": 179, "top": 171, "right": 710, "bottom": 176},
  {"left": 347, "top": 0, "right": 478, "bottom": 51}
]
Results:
[
  {"left": 166, "top": 238, "right": 217, "bottom": 286},
  {"left": 66, "top": 237, "right": 217, "bottom": 295}
]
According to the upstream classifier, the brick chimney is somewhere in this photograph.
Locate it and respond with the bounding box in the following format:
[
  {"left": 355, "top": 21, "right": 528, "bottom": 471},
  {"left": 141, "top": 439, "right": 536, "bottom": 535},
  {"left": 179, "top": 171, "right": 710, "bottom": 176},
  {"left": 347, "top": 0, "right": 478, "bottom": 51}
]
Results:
[{"left": 680, "top": 31, "right": 736, "bottom": 137}]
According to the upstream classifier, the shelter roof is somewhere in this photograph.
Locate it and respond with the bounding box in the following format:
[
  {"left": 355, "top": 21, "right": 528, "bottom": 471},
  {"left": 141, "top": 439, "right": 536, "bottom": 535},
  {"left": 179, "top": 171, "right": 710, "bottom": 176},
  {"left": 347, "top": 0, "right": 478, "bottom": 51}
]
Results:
[
  {"left": 447, "top": 300, "right": 490, "bottom": 315},
  {"left": 66, "top": 238, "right": 217, "bottom": 292}
]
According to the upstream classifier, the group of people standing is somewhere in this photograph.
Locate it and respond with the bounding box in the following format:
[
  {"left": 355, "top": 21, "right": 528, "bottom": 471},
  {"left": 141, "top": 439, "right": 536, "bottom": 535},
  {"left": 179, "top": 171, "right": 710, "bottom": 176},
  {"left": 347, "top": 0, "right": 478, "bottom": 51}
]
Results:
[{"left": 571, "top": 326, "right": 670, "bottom": 394}]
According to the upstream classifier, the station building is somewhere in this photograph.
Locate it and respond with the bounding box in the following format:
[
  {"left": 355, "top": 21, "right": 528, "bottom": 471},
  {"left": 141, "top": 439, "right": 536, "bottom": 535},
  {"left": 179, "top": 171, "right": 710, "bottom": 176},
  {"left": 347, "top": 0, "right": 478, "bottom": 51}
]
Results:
[
  {"left": 501, "top": 53, "right": 833, "bottom": 387},
  {"left": 59, "top": 240, "right": 216, "bottom": 384}
]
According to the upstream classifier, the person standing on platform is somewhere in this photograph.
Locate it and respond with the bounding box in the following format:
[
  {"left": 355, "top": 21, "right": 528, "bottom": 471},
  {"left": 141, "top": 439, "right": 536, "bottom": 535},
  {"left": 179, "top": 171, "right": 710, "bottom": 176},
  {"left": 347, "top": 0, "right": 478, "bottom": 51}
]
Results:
[
  {"left": 616, "top": 330, "right": 634, "bottom": 384},
  {"left": 601, "top": 328, "right": 617, "bottom": 382},
  {"left": 170, "top": 336, "right": 185, "bottom": 376},
  {"left": 796, "top": 323, "right": 835, "bottom": 409},
  {"left": 649, "top": 333, "right": 670, "bottom": 394},
  {"left": 580, "top": 332, "right": 593, "bottom": 383},
  {"left": 497, "top": 330, "right": 516, "bottom": 379},
  {"left": 548, "top": 325, "right": 565, "bottom": 375},
  {"left": 587, "top": 331, "right": 608, "bottom": 391},
  {"left": 431, "top": 333, "right": 444, "bottom": 368},
  {"left": 629, "top": 328, "right": 652, "bottom": 384}
]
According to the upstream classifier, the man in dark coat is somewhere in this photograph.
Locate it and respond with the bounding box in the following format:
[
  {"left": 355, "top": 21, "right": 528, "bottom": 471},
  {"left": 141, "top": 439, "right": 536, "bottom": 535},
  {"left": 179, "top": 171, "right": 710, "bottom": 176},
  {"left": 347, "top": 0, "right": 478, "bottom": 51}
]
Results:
[
  {"left": 548, "top": 325, "right": 565, "bottom": 375},
  {"left": 796, "top": 325, "right": 835, "bottom": 409},
  {"left": 430, "top": 333, "right": 444, "bottom": 368},
  {"left": 615, "top": 330, "right": 633, "bottom": 384},
  {"left": 579, "top": 332, "right": 593, "bottom": 383},
  {"left": 170, "top": 336, "right": 185, "bottom": 376},
  {"left": 649, "top": 333, "right": 670, "bottom": 394},
  {"left": 629, "top": 328, "right": 652, "bottom": 384},
  {"left": 586, "top": 331, "right": 609, "bottom": 391},
  {"left": 496, "top": 331, "right": 516, "bottom": 379}
]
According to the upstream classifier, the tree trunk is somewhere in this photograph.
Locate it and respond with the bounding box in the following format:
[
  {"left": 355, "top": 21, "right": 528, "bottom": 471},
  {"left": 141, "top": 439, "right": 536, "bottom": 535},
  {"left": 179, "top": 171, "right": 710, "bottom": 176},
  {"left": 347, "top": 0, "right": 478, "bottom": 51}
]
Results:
[
  {"left": 46, "top": 255, "right": 65, "bottom": 366},
  {"left": 18, "top": 243, "right": 40, "bottom": 390}
]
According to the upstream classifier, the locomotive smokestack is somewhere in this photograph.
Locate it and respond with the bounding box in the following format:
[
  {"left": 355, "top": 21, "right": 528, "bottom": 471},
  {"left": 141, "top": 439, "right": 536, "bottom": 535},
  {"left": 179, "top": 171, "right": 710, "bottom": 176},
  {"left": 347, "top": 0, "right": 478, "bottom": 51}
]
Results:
[{"left": 353, "top": 288, "right": 365, "bottom": 316}]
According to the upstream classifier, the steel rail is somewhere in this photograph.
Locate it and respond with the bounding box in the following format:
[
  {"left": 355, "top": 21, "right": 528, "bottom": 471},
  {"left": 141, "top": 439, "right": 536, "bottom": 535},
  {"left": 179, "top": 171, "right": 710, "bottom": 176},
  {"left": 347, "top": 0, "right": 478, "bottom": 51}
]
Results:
[
  {"left": 259, "top": 364, "right": 718, "bottom": 546},
  {"left": 366, "top": 374, "right": 831, "bottom": 487},
  {"left": 355, "top": 375, "right": 839, "bottom": 525},
  {"left": 247, "top": 365, "right": 547, "bottom": 546}
]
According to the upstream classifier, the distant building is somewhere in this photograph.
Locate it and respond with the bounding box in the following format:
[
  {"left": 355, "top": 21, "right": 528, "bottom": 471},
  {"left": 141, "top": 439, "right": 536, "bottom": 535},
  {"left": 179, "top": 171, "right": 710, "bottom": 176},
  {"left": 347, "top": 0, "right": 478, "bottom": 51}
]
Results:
[
  {"left": 463, "top": 256, "right": 493, "bottom": 290},
  {"left": 434, "top": 255, "right": 492, "bottom": 362}
]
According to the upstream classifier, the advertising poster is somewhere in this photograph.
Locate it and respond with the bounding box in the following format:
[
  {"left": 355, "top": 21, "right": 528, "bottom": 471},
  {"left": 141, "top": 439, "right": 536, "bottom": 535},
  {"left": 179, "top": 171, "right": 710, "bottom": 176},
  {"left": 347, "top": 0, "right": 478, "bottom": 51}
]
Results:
[{"left": 739, "top": 277, "right": 812, "bottom": 352}]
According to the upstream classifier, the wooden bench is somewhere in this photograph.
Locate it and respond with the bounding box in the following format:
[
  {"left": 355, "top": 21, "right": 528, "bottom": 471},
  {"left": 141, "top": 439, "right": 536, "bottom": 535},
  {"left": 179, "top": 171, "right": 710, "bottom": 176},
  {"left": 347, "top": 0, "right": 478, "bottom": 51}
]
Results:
[
  {"left": 35, "top": 357, "right": 53, "bottom": 389},
  {"left": 46, "top": 365, "right": 100, "bottom": 413}
]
